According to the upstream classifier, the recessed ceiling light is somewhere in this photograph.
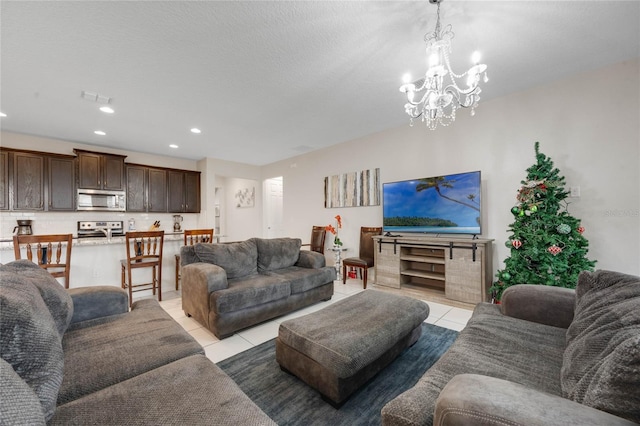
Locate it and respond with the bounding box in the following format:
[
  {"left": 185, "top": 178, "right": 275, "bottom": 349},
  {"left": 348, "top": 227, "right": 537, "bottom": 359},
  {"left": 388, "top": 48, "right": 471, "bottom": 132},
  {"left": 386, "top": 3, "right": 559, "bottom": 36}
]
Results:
[
  {"left": 190, "top": 128, "right": 201, "bottom": 134},
  {"left": 94, "top": 130, "right": 106, "bottom": 136},
  {"left": 169, "top": 144, "right": 179, "bottom": 149},
  {"left": 99, "top": 106, "right": 115, "bottom": 114},
  {"left": 0, "top": 112, "right": 6, "bottom": 117}
]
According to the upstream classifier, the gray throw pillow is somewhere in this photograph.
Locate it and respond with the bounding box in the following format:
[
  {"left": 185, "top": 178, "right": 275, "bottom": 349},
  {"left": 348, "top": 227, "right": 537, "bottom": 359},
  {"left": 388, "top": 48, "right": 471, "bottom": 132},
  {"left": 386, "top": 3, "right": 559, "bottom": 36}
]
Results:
[
  {"left": 561, "top": 270, "right": 640, "bottom": 423},
  {"left": 1, "top": 260, "right": 73, "bottom": 337},
  {"left": 194, "top": 240, "right": 258, "bottom": 279},
  {"left": 255, "top": 238, "right": 301, "bottom": 272},
  {"left": 0, "top": 264, "right": 66, "bottom": 422}
]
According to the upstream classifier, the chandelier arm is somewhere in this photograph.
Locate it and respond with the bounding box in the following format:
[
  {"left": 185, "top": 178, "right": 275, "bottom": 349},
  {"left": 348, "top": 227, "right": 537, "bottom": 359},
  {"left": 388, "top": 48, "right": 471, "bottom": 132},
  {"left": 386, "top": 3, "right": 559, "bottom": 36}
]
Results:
[
  {"left": 443, "top": 82, "right": 480, "bottom": 97},
  {"left": 444, "top": 88, "right": 478, "bottom": 109},
  {"left": 404, "top": 91, "right": 431, "bottom": 107}
]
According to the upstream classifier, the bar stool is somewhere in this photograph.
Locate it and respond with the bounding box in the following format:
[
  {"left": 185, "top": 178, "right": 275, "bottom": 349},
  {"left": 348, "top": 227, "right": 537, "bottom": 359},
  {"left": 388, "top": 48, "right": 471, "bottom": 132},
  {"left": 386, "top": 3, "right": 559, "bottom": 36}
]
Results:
[
  {"left": 13, "top": 234, "right": 73, "bottom": 288},
  {"left": 121, "top": 230, "right": 164, "bottom": 306},
  {"left": 175, "top": 228, "right": 214, "bottom": 290}
]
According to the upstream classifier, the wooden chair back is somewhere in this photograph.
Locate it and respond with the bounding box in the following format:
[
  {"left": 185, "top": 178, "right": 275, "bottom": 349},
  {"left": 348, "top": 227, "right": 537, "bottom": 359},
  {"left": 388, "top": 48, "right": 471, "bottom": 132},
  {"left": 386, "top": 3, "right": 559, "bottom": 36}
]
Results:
[
  {"left": 124, "top": 230, "right": 164, "bottom": 265},
  {"left": 13, "top": 234, "right": 73, "bottom": 288},
  {"left": 184, "top": 228, "right": 214, "bottom": 245},
  {"left": 358, "top": 227, "right": 383, "bottom": 262},
  {"left": 309, "top": 226, "right": 327, "bottom": 253}
]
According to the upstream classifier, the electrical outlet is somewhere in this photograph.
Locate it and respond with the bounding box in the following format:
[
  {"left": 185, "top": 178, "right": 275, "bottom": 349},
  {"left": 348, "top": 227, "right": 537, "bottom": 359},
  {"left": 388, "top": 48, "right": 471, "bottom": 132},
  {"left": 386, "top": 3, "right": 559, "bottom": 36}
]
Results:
[{"left": 570, "top": 186, "right": 581, "bottom": 198}]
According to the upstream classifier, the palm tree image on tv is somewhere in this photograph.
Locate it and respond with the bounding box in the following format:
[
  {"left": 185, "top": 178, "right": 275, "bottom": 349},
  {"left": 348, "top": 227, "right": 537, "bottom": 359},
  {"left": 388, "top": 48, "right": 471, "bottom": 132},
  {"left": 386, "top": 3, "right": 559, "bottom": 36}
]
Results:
[{"left": 383, "top": 171, "right": 481, "bottom": 234}]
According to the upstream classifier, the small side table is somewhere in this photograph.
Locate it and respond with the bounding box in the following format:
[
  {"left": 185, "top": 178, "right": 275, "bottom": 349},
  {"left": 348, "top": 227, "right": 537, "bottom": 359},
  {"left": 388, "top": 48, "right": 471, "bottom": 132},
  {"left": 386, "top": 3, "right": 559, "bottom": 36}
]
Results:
[{"left": 330, "top": 246, "right": 347, "bottom": 280}]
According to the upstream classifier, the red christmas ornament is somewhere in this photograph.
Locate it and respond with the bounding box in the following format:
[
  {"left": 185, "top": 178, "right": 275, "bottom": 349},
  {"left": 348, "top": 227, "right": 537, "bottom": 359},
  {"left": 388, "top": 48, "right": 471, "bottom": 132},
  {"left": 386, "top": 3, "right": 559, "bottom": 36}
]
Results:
[
  {"left": 547, "top": 245, "right": 562, "bottom": 256},
  {"left": 577, "top": 226, "right": 585, "bottom": 234},
  {"left": 511, "top": 239, "right": 522, "bottom": 249}
]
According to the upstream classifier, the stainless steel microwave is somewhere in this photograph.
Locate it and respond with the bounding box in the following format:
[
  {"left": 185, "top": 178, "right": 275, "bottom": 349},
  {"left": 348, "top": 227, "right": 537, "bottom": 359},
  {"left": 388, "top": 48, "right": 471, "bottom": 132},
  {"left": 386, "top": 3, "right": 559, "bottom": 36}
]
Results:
[{"left": 77, "top": 189, "right": 126, "bottom": 211}]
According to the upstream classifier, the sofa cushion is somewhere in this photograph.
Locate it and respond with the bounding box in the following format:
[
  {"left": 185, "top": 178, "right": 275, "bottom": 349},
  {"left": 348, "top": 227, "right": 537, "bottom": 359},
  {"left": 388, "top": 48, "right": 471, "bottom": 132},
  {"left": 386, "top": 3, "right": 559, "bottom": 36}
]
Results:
[
  {"left": 382, "top": 303, "right": 566, "bottom": 425},
  {"left": 0, "top": 262, "right": 66, "bottom": 422},
  {"left": 51, "top": 355, "right": 276, "bottom": 426},
  {"left": 562, "top": 270, "right": 640, "bottom": 423},
  {"left": 255, "top": 238, "right": 301, "bottom": 272},
  {"left": 59, "top": 299, "right": 203, "bottom": 404},
  {"left": 1, "top": 260, "right": 73, "bottom": 337},
  {"left": 194, "top": 240, "right": 258, "bottom": 279},
  {"left": 211, "top": 274, "right": 292, "bottom": 314},
  {"left": 266, "top": 266, "right": 335, "bottom": 294}
]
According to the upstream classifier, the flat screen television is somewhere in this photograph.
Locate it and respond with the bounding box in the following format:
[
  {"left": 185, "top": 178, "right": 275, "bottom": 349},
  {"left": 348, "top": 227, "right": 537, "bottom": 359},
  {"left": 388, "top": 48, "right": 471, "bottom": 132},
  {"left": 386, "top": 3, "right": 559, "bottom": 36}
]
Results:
[{"left": 383, "top": 170, "right": 482, "bottom": 235}]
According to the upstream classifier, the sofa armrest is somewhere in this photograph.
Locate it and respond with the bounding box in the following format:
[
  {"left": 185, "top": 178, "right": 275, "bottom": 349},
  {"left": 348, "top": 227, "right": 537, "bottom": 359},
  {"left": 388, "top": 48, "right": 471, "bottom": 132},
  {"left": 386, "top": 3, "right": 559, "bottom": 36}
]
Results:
[
  {"left": 182, "top": 263, "right": 229, "bottom": 293},
  {"left": 68, "top": 286, "right": 129, "bottom": 324},
  {"left": 500, "top": 284, "right": 575, "bottom": 329},
  {"left": 434, "top": 374, "right": 636, "bottom": 426},
  {"left": 296, "top": 250, "right": 326, "bottom": 269}
]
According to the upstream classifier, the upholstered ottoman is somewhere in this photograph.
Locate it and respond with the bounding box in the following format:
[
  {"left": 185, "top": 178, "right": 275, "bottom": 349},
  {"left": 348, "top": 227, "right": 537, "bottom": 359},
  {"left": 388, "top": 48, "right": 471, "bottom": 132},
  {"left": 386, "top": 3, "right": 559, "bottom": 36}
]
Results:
[{"left": 275, "top": 289, "right": 429, "bottom": 407}]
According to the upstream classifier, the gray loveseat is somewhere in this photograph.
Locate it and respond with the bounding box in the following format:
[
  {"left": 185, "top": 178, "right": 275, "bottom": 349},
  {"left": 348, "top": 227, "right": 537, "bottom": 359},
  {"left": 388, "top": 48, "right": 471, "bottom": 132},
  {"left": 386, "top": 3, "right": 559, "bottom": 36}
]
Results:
[
  {"left": 382, "top": 269, "right": 640, "bottom": 426},
  {"left": 0, "top": 260, "right": 275, "bottom": 425},
  {"left": 180, "top": 237, "right": 335, "bottom": 339}
]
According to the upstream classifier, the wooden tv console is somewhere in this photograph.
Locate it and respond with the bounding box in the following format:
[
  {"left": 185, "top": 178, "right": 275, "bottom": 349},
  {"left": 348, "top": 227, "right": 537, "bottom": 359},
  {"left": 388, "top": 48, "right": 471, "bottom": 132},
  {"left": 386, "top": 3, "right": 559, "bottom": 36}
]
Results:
[{"left": 372, "top": 235, "right": 494, "bottom": 304}]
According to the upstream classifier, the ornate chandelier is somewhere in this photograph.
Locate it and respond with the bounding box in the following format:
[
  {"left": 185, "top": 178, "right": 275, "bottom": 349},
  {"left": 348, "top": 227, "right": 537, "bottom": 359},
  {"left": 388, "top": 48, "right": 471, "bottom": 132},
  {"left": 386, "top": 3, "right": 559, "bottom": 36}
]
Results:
[{"left": 399, "top": 0, "right": 488, "bottom": 129}]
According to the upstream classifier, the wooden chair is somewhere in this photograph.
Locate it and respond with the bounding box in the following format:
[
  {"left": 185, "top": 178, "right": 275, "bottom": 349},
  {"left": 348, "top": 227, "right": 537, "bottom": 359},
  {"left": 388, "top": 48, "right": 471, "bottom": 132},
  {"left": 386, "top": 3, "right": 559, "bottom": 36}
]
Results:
[
  {"left": 301, "top": 226, "right": 327, "bottom": 254},
  {"left": 13, "top": 234, "right": 73, "bottom": 288},
  {"left": 342, "top": 227, "right": 383, "bottom": 289},
  {"left": 175, "top": 228, "right": 214, "bottom": 290},
  {"left": 121, "top": 230, "right": 164, "bottom": 306}
]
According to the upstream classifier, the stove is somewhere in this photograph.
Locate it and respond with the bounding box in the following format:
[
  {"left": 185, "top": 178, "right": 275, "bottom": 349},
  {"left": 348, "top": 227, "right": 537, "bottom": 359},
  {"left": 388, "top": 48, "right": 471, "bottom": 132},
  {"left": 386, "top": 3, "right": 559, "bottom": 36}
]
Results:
[{"left": 77, "top": 221, "right": 125, "bottom": 239}]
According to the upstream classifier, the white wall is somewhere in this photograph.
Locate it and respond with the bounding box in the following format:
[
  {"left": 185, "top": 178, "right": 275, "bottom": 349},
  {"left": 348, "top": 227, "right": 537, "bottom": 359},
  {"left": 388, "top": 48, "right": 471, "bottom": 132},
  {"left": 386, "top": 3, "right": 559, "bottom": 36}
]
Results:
[
  {"left": 2, "top": 59, "right": 639, "bottom": 284},
  {"left": 263, "top": 59, "right": 640, "bottom": 276}
]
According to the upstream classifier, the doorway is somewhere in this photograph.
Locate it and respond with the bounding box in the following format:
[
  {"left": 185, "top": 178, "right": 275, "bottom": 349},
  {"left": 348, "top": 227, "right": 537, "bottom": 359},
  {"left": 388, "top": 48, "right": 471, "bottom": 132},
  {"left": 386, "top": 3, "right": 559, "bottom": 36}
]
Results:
[{"left": 264, "top": 176, "right": 284, "bottom": 238}]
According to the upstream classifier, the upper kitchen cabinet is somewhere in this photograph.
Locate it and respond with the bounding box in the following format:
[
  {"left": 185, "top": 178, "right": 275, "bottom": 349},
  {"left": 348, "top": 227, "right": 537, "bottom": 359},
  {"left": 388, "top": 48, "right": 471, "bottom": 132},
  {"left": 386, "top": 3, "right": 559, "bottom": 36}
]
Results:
[
  {"left": 0, "top": 151, "right": 8, "bottom": 210},
  {"left": 13, "top": 151, "right": 45, "bottom": 211},
  {"left": 126, "top": 164, "right": 167, "bottom": 212},
  {"left": 126, "top": 164, "right": 146, "bottom": 212},
  {"left": 0, "top": 149, "right": 75, "bottom": 211},
  {"left": 148, "top": 168, "right": 168, "bottom": 212},
  {"left": 47, "top": 155, "right": 76, "bottom": 211},
  {"left": 75, "top": 149, "right": 126, "bottom": 190},
  {"left": 168, "top": 170, "right": 200, "bottom": 213}
]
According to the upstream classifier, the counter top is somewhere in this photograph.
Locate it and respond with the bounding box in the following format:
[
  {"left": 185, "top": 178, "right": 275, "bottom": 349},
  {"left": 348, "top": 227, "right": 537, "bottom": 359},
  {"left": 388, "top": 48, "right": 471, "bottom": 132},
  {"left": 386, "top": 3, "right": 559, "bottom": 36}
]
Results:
[{"left": 1, "top": 232, "right": 186, "bottom": 250}]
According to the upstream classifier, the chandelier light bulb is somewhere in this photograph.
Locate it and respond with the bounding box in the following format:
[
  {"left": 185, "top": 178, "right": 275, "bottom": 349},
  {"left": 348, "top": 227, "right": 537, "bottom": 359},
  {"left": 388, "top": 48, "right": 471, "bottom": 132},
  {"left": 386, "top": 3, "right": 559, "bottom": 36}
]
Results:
[
  {"left": 402, "top": 73, "right": 412, "bottom": 84},
  {"left": 398, "top": 0, "right": 488, "bottom": 130}
]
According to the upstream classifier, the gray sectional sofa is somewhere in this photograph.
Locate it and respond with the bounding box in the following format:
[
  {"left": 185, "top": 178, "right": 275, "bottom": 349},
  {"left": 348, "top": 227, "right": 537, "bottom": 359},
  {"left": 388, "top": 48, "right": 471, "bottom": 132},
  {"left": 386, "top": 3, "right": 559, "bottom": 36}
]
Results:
[
  {"left": 181, "top": 237, "right": 336, "bottom": 339},
  {"left": 0, "top": 260, "right": 275, "bottom": 425},
  {"left": 381, "top": 270, "right": 640, "bottom": 426}
]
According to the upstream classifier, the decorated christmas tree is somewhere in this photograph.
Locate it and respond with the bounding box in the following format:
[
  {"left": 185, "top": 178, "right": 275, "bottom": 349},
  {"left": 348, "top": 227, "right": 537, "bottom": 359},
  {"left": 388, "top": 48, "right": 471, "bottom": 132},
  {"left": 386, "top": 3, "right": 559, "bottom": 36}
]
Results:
[{"left": 490, "top": 142, "right": 595, "bottom": 301}]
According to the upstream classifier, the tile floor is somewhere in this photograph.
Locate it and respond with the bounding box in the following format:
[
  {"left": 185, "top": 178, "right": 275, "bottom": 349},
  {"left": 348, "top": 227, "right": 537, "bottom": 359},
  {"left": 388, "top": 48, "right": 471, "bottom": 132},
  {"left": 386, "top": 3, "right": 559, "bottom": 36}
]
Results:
[{"left": 155, "top": 280, "right": 473, "bottom": 364}]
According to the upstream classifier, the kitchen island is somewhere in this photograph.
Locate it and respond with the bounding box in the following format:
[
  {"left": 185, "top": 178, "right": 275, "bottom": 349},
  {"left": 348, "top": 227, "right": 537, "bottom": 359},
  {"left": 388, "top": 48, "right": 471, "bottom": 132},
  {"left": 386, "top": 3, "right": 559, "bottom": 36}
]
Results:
[{"left": 2, "top": 232, "right": 216, "bottom": 298}]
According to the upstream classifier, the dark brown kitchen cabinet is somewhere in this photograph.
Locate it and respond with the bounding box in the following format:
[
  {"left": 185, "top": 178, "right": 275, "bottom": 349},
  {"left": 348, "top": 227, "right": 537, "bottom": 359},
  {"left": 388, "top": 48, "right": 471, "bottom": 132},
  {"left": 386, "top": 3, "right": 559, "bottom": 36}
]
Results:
[
  {"left": 126, "top": 165, "right": 167, "bottom": 212},
  {"left": 47, "top": 156, "right": 76, "bottom": 211},
  {"left": 14, "top": 152, "right": 45, "bottom": 210},
  {"left": 168, "top": 170, "right": 200, "bottom": 213},
  {"left": 148, "top": 168, "right": 167, "bottom": 212},
  {"left": 184, "top": 171, "right": 200, "bottom": 213},
  {"left": 75, "top": 149, "right": 126, "bottom": 190},
  {"left": 0, "top": 151, "right": 8, "bottom": 210},
  {"left": 126, "top": 165, "right": 146, "bottom": 212}
]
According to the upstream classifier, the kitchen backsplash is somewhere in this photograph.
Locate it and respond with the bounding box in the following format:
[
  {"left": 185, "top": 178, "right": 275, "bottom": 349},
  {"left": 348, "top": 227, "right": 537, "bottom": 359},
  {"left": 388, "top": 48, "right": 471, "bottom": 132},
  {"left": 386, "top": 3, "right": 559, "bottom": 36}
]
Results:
[{"left": 1, "top": 211, "right": 201, "bottom": 240}]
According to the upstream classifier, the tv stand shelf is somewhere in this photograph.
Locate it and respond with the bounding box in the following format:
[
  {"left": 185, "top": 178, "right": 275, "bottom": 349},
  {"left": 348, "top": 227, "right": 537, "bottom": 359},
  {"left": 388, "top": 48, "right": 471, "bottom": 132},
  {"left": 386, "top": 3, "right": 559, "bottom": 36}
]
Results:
[{"left": 373, "top": 235, "right": 493, "bottom": 303}]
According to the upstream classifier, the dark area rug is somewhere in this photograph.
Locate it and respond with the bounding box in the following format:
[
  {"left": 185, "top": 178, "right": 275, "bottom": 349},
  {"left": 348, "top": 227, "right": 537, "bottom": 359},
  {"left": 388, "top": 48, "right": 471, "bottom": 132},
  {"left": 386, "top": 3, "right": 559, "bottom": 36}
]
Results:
[{"left": 217, "top": 323, "right": 458, "bottom": 426}]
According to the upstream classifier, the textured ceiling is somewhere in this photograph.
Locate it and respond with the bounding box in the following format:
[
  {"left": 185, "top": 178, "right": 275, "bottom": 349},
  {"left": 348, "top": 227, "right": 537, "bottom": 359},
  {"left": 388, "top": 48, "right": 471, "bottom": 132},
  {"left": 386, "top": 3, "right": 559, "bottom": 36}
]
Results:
[{"left": 1, "top": 1, "right": 639, "bottom": 165}]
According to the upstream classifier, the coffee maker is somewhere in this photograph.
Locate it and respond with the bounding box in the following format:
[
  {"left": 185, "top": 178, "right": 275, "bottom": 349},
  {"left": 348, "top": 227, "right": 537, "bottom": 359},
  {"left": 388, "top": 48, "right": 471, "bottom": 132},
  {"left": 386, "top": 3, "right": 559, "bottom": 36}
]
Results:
[{"left": 13, "top": 219, "right": 33, "bottom": 235}]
